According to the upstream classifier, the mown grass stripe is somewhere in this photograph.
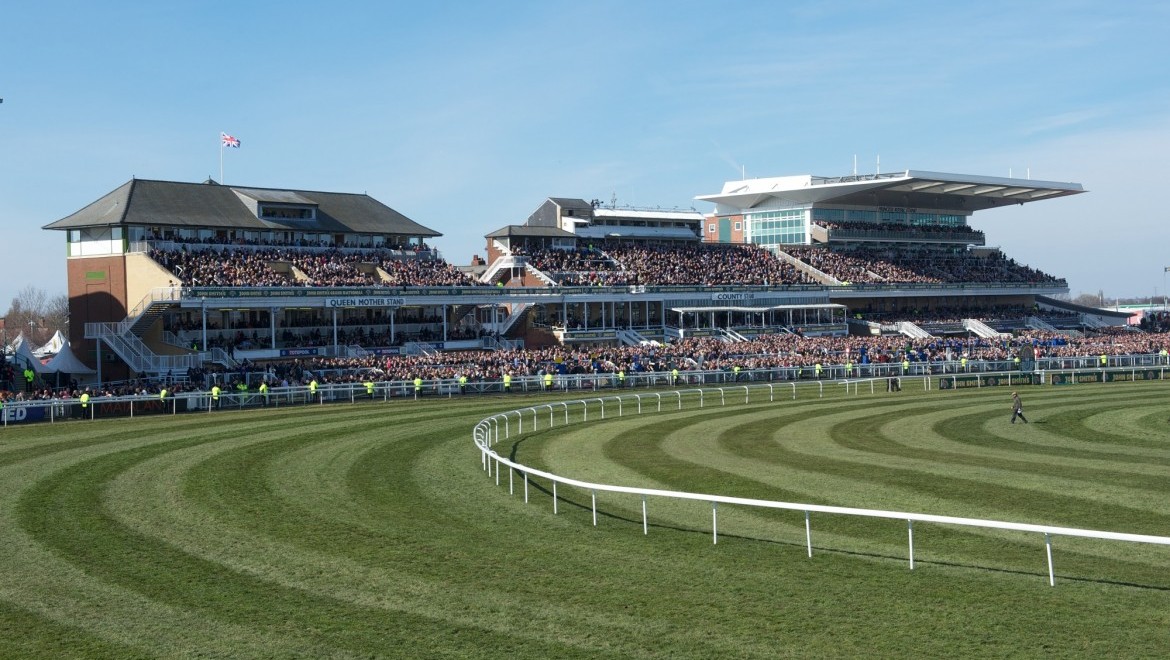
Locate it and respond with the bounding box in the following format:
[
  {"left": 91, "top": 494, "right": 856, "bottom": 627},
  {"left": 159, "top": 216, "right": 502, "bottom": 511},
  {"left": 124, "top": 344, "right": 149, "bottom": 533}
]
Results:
[{"left": 4, "top": 383, "right": 1170, "bottom": 656}]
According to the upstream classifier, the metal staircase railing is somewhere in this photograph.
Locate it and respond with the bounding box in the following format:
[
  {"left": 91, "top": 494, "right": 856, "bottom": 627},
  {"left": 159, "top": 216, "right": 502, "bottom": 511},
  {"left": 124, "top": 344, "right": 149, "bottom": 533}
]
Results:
[
  {"left": 479, "top": 255, "right": 528, "bottom": 284},
  {"left": 79, "top": 286, "right": 197, "bottom": 377},
  {"left": 1080, "top": 314, "right": 1110, "bottom": 329},
  {"left": 616, "top": 328, "right": 653, "bottom": 346},
  {"left": 524, "top": 262, "right": 556, "bottom": 286},
  {"left": 1025, "top": 316, "right": 1058, "bottom": 333},
  {"left": 85, "top": 322, "right": 201, "bottom": 375},
  {"left": 896, "top": 321, "right": 934, "bottom": 339},
  {"left": 775, "top": 250, "right": 842, "bottom": 285},
  {"left": 963, "top": 318, "right": 1007, "bottom": 339},
  {"left": 485, "top": 302, "right": 530, "bottom": 336}
]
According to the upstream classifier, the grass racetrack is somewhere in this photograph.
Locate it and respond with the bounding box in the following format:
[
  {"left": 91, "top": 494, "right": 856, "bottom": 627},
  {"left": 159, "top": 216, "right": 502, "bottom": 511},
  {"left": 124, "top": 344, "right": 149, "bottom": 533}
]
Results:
[{"left": 3, "top": 380, "right": 1170, "bottom": 657}]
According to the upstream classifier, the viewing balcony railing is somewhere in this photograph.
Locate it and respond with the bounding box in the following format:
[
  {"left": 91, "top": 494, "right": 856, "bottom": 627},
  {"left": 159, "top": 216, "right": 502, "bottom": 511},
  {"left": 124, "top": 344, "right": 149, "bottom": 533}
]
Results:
[
  {"left": 823, "top": 228, "right": 986, "bottom": 244},
  {"left": 178, "top": 279, "right": 1069, "bottom": 300}
]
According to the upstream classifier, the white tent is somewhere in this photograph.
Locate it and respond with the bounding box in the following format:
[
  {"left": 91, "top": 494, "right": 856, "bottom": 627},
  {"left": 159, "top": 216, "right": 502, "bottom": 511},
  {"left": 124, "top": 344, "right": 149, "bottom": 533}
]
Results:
[
  {"left": 34, "top": 330, "right": 67, "bottom": 358},
  {"left": 12, "top": 334, "right": 49, "bottom": 374},
  {"left": 4, "top": 331, "right": 25, "bottom": 355},
  {"left": 43, "top": 341, "right": 96, "bottom": 375}
]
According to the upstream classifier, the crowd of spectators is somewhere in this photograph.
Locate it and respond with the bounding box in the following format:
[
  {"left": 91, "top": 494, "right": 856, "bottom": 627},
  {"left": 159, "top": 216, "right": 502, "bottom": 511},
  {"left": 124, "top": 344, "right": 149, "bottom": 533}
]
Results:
[
  {"left": 150, "top": 246, "right": 484, "bottom": 288},
  {"left": 151, "top": 247, "right": 296, "bottom": 287},
  {"left": 853, "top": 306, "right": 1079, "bottom": 325},
  {"left": 814, "top": 220, "right": 982, "bottom": 239},
  {"left": 147, "top": 231, "right": 428, "bottom": 253},
  {"left": 603, "top": 241, "right": 813, "bottom": 286},
  {"left": 511, "top": 245, "right": 627, "bottom": 286},
  {"left": 782, "top": 246, "right": 1061, "bottom": 285},
  {"left": 149, "top": 233, "right": 1062, "bottom": 290},
  {"left": 518, "top": 242, "right": 815, "bottom": 287},
  {"left": 4, "top": 322, "right": 1167, "bottom": 406},
  {"left": 226, "top": 323, "right": 1170, "bottom": 386},
  {"left": 782, "top": 246, "right": 920, "bottom": 283},
  {"left": 1139, "top": 311, "right": 1170, "bottom": 334}
]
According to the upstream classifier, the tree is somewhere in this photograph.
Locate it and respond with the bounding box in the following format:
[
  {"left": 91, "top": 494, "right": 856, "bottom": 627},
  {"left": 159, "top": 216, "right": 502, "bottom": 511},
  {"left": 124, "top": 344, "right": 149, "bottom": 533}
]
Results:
[
  {"left": 3, "top": 286, "right": 68, "bottom": 347},
  {"left": 1071, "top": 293, "right": 1102, "bottom": 308}
]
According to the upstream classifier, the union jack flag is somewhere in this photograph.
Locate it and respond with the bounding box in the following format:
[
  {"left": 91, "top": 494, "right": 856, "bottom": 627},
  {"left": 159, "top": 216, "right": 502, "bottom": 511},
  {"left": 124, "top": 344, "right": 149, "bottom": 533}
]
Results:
[{"left": 221, "top": 132, "right": 240, "bottom": 148}]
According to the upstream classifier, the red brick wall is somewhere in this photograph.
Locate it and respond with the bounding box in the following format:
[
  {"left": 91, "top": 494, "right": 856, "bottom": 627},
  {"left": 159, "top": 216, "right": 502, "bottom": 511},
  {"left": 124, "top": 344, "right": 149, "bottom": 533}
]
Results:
[
  {"left": 66, "top": 256, "right": 128, "bottom": 370},
  {"left": 702, "top": 214, "right": 745, "bottom": 244}
]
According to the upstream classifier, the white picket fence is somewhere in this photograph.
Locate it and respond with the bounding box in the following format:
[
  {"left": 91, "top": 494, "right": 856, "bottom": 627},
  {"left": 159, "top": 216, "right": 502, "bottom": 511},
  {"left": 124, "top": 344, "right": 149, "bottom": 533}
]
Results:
[{"left": 473, "top": 380, "right": 1170, "bottom": 587}]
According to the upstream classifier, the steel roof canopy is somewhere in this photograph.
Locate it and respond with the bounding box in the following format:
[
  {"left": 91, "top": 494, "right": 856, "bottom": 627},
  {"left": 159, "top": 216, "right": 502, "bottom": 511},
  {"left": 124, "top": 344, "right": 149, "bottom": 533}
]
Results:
[{"left": 696, "top": 170, "right": 1084, "bottom": 213}]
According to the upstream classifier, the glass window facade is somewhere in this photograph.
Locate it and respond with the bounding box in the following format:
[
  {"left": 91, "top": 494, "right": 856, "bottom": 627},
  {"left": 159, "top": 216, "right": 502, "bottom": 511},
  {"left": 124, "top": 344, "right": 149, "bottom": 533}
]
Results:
[
  {"left": 812, "top": 207, "right": 966, "bottom": 228},
  {"left": 746, "top": 209, "right": 807, "bottom": 247}
]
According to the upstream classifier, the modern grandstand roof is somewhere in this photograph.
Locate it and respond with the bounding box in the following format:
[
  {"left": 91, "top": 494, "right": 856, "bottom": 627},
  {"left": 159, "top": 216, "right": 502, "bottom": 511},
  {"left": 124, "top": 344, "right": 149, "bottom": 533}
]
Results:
[
  {"left": 42, "top": 178, "right": 441, "bottom": 237},
  {"left": 696, "top": 170, "right": 1085, "bottom": 213}
]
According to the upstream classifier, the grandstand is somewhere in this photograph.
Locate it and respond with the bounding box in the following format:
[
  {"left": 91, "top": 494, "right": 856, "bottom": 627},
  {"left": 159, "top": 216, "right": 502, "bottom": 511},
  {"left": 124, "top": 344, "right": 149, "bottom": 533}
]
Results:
[{"left": 39, "top": 169, "right": 1138, "bottom": 385}]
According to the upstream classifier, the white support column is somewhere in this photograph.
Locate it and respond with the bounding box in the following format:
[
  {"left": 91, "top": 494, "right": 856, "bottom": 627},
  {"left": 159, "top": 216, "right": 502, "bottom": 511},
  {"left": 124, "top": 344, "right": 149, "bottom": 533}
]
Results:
[{"left": 201, "top": 299, "right": 208, "bottom": 352}]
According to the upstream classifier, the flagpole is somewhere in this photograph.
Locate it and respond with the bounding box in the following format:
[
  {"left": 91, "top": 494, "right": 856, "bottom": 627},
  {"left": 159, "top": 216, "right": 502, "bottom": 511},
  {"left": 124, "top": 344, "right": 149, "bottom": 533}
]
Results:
[{"left": 219, "top": 133, "right": 224, "bottom": 183}]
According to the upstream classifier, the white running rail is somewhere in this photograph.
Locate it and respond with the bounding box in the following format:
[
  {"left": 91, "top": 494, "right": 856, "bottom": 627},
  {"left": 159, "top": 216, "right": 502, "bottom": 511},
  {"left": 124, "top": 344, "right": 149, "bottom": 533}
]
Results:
[{"left": 473, "top": 382, "right": 1170, "bottom": 587}]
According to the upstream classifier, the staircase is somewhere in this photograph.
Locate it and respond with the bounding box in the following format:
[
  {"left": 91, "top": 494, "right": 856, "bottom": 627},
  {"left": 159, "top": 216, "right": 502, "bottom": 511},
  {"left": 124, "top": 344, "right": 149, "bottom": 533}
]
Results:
[
  {"left": 1080, "top": 314, "right": 1110, "bottom": 330},
  {"left": 965, "top": 318, "right": 1009, "bottom": 339},
  {"left": 847, "top": 318, "right": 882, "bottom": 336},
  {"left": 775, "top": 250, "right": 842, "bottom": 285},
  {"left": 726, "top": 328, "right": 749, "bottom": 342},
  {"left": 488, "top": 302, "right": 531, "bottom": 337},
  {"left": 84, "top": 287, "right": 202, "bottom": 377},
  {"left": 86, "top": 322, "right": 201, "bottom": 374},
  {"left": 616, "top": 328, "right": 658, "bottom": 346},
  {"left": 1024, "top": 316, "right": 1057, "bottom": 333},
  {"left": 479, "top": 254, "right": 528, "bottom": 285},
  {"left": 402, "top": 341, "right": 439, "bottom": 357},
  {"left": 129, "top": 299, "right": 178, "bottom": 335},
  {"left": 483, "top": 335, "right": 525, "bottom": 351},
  {"left": 896, "top": 321, "right": 934, "bottom": 339}
]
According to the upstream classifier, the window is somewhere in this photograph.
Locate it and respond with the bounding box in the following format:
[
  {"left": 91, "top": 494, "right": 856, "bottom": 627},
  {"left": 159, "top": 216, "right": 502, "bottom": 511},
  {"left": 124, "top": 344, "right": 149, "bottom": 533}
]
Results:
[
  {"left": 708, "top": 225, "right": 716, "bottom": 233},
  {"left": 260, "top": 205, "right": 315, "bottom": 220},
  {"left": 745, "top": 209, "right": 808, "bottom": 247},
  {"left": 734, "top": 222, "right": 742, "bottom": 231}
]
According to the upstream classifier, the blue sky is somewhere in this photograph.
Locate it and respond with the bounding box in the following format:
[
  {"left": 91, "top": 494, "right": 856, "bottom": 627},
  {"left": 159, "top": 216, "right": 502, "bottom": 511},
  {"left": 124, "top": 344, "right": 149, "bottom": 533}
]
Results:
[{"left": 3, "top": 0, "right": 1169, "bottom": 310}]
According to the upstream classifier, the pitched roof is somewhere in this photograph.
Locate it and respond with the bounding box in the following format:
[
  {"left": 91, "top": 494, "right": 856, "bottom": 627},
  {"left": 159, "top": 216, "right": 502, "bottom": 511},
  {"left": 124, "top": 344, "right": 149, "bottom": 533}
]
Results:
[
  {"left": 484, "top": 224, "right": 577, "bottom": 239},
  {"left": 548, "top": 197, "right": 594, "bottom": 214},
  {"left": 43, "top": 179, "right": 441, "bottom": 237}
]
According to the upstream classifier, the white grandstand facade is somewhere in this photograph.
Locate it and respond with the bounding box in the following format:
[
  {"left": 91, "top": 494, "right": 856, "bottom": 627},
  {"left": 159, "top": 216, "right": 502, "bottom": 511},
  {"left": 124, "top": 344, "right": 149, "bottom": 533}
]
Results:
[{"left": 40, "top": 170, "right": 1114, "bottom": 383}]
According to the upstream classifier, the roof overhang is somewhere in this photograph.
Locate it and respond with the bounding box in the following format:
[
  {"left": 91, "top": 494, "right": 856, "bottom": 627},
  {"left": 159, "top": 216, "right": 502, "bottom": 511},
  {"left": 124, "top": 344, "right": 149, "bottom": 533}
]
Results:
[{"left": 696, "top": 170, "right": 1085, "bottom": 213}]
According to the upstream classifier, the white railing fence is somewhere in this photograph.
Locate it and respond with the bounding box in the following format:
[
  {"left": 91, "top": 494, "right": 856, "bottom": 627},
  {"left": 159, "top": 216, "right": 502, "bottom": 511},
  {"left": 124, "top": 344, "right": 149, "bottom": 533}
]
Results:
[{"left": 472, "top": 380, "right": 1170, "bottom": 588}]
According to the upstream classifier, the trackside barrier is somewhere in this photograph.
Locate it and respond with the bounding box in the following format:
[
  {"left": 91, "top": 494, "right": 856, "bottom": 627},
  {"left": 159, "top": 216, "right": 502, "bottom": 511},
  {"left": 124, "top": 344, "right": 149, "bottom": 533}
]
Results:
[
  {"left": 473, "top": 380, "right": 1170, "bottom": 587},
  {"left": 3, "top": 365, "right": 1163, "bottom": 428}
]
